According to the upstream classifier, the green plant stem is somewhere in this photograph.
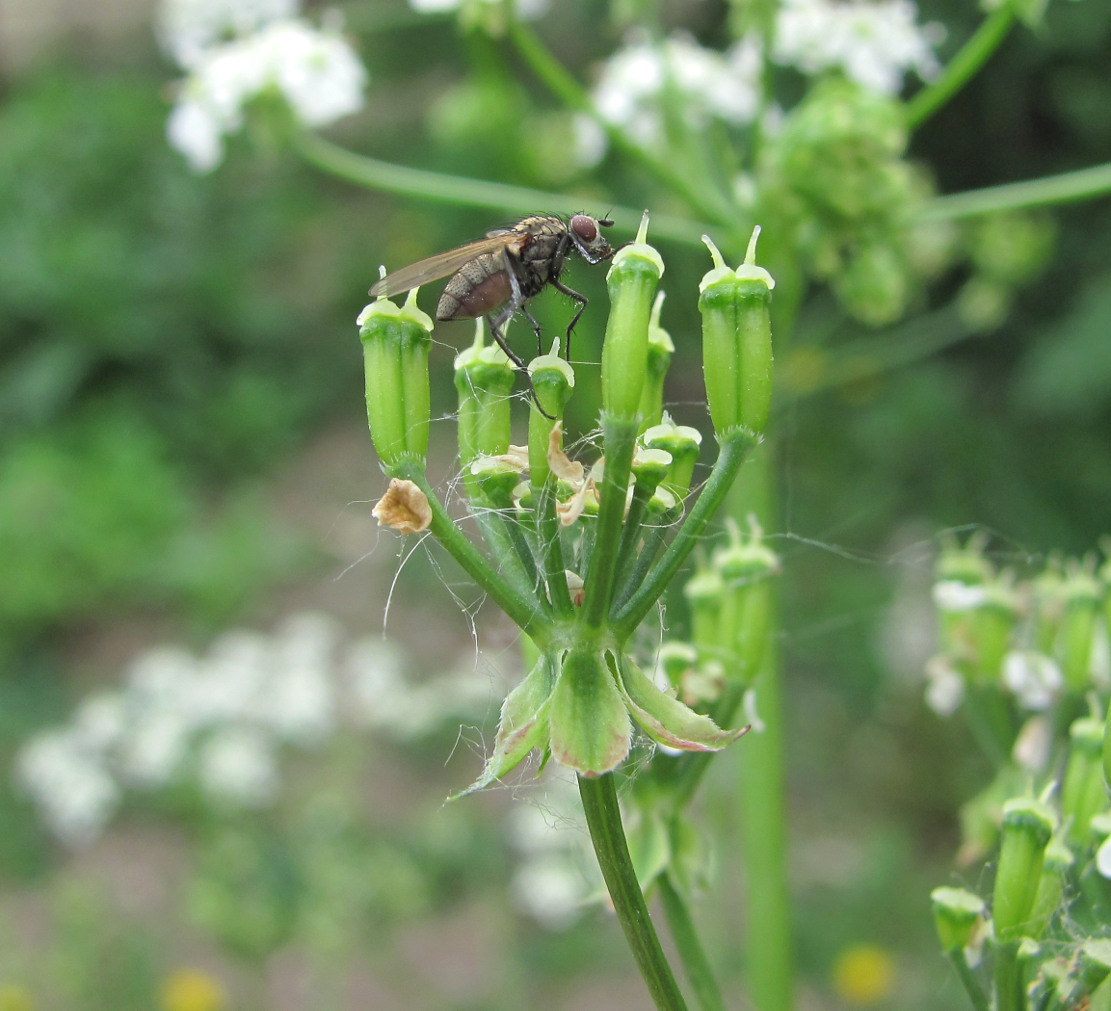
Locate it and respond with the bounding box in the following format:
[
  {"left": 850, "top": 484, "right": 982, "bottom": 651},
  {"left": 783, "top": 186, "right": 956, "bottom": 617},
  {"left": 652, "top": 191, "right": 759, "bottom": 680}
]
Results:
[
  {"left": 945, "top": 949, "right": 991, "bottom": 1011},
  {"left": 738, "top": 645, "right": 792, "bottom": 1011},
  {"left": 505, "top": 22, "right": 730, "bottom": 224},
  {"left": 388, "top": 463, "right": 551, "bottom": 643},
  {"left": 994, "top": 940, "right": 1023, "bottom": 1011},
  {"left": 613, "top": 430, "right": 757, "bottom": 638},
  {"left": 581, "top": 415, "right": 640, "bottom": 630},
  {"left": 538, "top": 487, "right": 574, "bottom": 616},
  {"left": 664, "top": 683, "right": 748, "bottom": 811},
  {"left": 918, "top": 161, "right": 1111, "bottom": 222},
  {"left": 612, "top": 523, "right": 671, "bottom": 614},
  {"left": 657, "top": 873, "right": 726, "bottom": 1011},
  {"left": 577, "top": 774, "right": 689, "bottom": 1011},
  {"left": 293, "top": 132, "right": 708, "bottom": 247},
  {"left": 906, "top": 6, "right": 1016, "bottom": 129}
]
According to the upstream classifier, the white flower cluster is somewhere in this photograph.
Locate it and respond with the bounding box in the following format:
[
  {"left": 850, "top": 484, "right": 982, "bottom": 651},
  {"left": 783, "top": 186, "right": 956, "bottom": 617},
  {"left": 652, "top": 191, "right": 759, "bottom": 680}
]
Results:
[
  {"left": 160, "top": 0, "right": 367, "bottom": 172},
  {"left": 14, "top": 612, "right": 486, "bottom": 848},
  {"left": 773, "top": 0, "right": 945, "bottom": 95},
  {"left": 577, "top": 31, "right": 762, "bottom": 165}
]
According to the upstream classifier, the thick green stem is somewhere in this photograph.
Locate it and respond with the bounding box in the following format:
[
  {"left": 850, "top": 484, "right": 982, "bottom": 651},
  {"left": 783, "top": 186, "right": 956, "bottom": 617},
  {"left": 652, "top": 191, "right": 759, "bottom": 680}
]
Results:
[
  {"left": 658, "top": 874, "right": 726, "bottom": 1011},
  {"left": 906, "top": 6, "right": 1015, "bottom": 129},
  {"left": 738, "top": 646, "right": 792, "bottom": 1011},
  {"left": 918, "top": 161, "right": 1111, "bottom": 222},
  {"left": 293, "top": 133, "right": 708, "bottom": 247},
  {"left": 389, "top": 463, "right": 551, "bottom": 643},
  {"left": 578, "top": 774, "right": 689, "bottom": 1011},
  {"left": 613, "top": 430, "right": 757, "bottom": 638},
  {"left": 994, "top": 941, "right": 1023, "bottom": 1011}
]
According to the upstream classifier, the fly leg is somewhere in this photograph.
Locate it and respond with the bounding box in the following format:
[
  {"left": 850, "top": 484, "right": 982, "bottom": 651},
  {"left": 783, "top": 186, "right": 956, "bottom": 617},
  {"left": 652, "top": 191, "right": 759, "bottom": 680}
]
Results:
[
  {"left": 487, "top": 299, "right": 556, "bottom": 421},
  {"left": 549, "top": 279, "right": 588, "bottom": 363}
]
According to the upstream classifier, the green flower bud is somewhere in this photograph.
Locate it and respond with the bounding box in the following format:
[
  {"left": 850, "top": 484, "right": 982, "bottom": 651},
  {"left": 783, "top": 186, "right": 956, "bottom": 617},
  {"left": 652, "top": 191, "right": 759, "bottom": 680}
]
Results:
[
  {"left": 638, "top": 291, "right": 674, "bottom": 430},
  {"left": 641, "top": 415, "right": 702, "bottom": 499},
  {"left": 601, "top": 211, "right": 664, "bottom": 421},
  {"left": 698, "top": 228, "right": 775, "bottom": 437},
  {"left": 631, "top": 447, "right": 672, "bottom": 499},
  {"left": 1075, "top": 939, "right": 1111, "bottom": 1000},
  {"left": 992, "top": 797, "right": 1056, "bottom": 941},
  {"left": 454, "top": 321, "right": 516, "bottom": 469},
  {"left": 1061, "top": 715, "right": 1107, "bottom": 845},
  {"left": 929, "top": 886, "right": 985, "bottom": 953},
  {"left": 469, "top": 454, "right": 526, "bottom": 510},
  {"left": 712, "top": 515, "right": 780, "bottom": 685},
  {"left": 358, "top": 288, "right": 434, "bottom": 469}
]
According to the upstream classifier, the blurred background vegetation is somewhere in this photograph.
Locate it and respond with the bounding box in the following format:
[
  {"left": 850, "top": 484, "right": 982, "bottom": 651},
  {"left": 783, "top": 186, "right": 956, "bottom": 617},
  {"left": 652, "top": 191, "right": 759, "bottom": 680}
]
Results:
[{"left": 1, "top": 0, "right": 1110, "bottom": 1008}]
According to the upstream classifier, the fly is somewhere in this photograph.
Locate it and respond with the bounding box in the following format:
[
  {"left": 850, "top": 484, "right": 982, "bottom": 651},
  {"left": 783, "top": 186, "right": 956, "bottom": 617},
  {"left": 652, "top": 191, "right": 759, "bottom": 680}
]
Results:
[{"left": 368, "top": 214, "right": 616, "bottom": 409}]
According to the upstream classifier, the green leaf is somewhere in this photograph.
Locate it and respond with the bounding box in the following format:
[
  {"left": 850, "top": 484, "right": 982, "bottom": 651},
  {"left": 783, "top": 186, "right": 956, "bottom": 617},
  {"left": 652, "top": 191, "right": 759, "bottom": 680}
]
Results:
[
  {"left": 617, "top": 654, "right": 747, "bottom": 751},
  {"left": 548, "top": 648, "right": 631, "bottom": 776}
]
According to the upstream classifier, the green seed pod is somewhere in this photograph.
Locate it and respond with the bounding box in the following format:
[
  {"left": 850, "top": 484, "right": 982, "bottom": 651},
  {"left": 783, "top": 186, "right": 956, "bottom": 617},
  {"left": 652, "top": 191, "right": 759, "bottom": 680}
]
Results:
[
  {"left": 641, "top": 416, "right": 702, "bottom": 499},
  {"left": 698, "top": 229, "right": 775, "bottom": 437},
  {"left": 601, "top": 211, "right": 664, "bottom": 422},
  {"left": 638, "top": 291, "right": 674, "bottom": 430},
  {"left": 454, "top": 321, "right": 516, "bottom": 469},
  {"left": 992, "top": 797, "right": 1056, "bottom": 942},
  {"left": 528, "top": 341, "right": 576, "bottom": 490},
  {"left": 358, "top": 288, "right": 434, "bottom": 469},
  {"left": 1059, "top": 566, "right": 1102, "bottom": 692},
  {"left": 712, "top": 516, "right": 780, "bottom": 685},
  {"left": 929, "top": 886, "right": 985, "bottom": 953},
  {"left": 1061, "top": 715, "right": 1107, "bottom": 845}
]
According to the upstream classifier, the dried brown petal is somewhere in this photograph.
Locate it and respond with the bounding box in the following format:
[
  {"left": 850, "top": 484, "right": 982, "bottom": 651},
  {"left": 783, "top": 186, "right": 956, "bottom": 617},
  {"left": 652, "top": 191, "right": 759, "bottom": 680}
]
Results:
[{"left": 372, "top": 479, "right": 432, "bottom": 533}]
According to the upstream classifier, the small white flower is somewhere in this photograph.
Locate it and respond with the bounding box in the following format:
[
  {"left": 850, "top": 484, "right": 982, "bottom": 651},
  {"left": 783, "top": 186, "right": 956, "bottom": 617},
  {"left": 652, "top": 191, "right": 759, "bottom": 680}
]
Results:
[
  {"left": 773, "top": 0, "right": 944, "bottom": 95},
  {"left": 932, "top": 580, "right": 989, "bottom": 612},
  {"left": 579, "top": 31, "right": 762, "bottom": 164},
  {"left": 158, "top": 0, "right": 300, "bottom": 68},
  {"left": 197, "top": 726, "right": 280, "bottom": 807},
  {"left": 345, "top": 637, "right": 415, "bottom": 733},
  {"left": 118, "top": 708, "right": 193, "bottom": 788},
  {"left": 167, "top": 17, "right": 367, "bottom": 173},
  {"left": 1002, "top": 650, "right": 1063, "bottom": 710},
  {"left": 14, "top": 730, "right": 121, "bottom": 848},
  {"left": 924, "top": 654, "right": 964, "bottom": 716},
  {"left": 72, "top": 692, "right": 128, "bottom": 753}
]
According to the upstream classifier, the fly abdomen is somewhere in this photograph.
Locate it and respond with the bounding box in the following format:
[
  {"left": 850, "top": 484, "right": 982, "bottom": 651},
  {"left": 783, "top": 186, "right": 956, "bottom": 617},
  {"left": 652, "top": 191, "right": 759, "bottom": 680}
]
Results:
[{"left": 436, "top": 253, "right": 513, "bottom": 321}]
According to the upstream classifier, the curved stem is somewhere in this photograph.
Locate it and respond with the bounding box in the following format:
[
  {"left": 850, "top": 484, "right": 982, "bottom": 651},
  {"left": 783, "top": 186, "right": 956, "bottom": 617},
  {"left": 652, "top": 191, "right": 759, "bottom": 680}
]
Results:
[
  {"left": 389, "top": 462, "right": 552, "bottom": 643},
  {"left": 294, "top": 132, "right": 708, "bottom": 246},
  {"left": 918, "top": 161, "right": 1111, "bottom": 222},
  {"left": 657, "top": 874, "right": 726, "bottom": 1011},
  {"left": 945, "top": 949, "right": 991, "bottom": 1011},
  {"left": 905, "top": 6, "right": 1016, "bottom": 130},
  {"left": 578, "top": 774, "right": 689, "bottom": 1011},
  {"left": 506, "top": 22, "right": 731, "bottom": 224},
  {"left": 613, "top": 430, "right": 757, "bottom": 639}
]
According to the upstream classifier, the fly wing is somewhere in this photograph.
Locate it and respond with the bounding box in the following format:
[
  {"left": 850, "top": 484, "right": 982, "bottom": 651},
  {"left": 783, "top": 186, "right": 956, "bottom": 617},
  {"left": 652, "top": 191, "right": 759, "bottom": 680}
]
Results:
[{"left": 368, "top": 235, "right": 516, "bottom": 297}]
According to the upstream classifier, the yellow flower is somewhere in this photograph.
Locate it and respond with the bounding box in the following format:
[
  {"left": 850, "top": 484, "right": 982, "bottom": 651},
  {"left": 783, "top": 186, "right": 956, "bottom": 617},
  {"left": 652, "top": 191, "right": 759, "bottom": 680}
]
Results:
[
  {"left": 161, "top": 969, "right": 226, "bottom": 1011},
  {"left": 831, "top": 944, "right": 896, "bottom": 1005},
  {"left": 0, "top": 984, "right": 34, "bottom": 1011}
]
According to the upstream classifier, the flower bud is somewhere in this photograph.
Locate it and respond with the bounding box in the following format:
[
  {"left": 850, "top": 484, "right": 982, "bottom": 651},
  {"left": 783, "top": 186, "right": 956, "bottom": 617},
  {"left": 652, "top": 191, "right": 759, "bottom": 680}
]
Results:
[
  {"left": 929, "top": 886, "right": 984, "bottom": 953},
  {"left": 698, "top": 228, "right": 774, "bottom": 437},
  {"left": 1025, "top": 834, "right": 1072, "bottom": 939},
  {"left": 684, "top": 560, "right": 725, "bottom": 663},
  {"left": 454, "top": 321, "right": 515, "bottom": 469},
  {"left": 601, "top": 211, "right": 664, "bottom": 421},
  {"left": 358, "top": 288, "right": 434, "bottom": 468},
  {"left": 638, "top": 291, "right": 673, "bottom": 430},
  {"left": 992, "top": 797, "right": 1056, "bottom": 941}
]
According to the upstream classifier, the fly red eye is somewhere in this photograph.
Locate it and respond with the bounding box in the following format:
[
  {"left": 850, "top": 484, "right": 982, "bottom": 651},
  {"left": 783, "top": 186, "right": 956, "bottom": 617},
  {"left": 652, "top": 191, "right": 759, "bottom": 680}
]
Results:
[{"left": 570, "top": 214, "right": 597, "bottom": 243}]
